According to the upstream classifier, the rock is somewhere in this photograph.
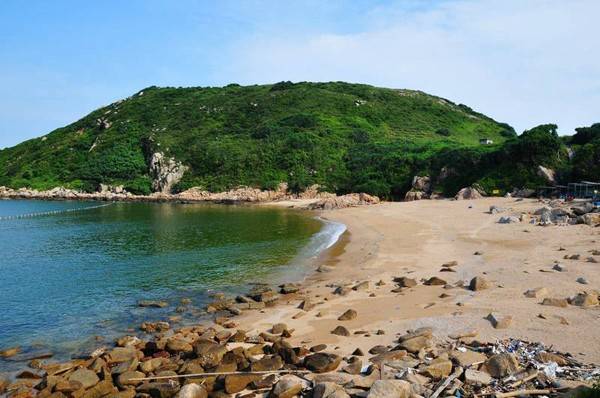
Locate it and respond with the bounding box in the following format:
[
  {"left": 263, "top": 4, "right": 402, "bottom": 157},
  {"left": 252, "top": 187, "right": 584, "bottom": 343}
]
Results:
[
  {"left": 81, "top": 380, "right": 117, "bottom": 398},
  {"left": 498, "top": 216, "right": 520, "bottom": 224},
  {"left": 489, "top": 205, "right": 504, "bottom": 214},
  {"left": 311, "top": 344, "right": 327, "bottom": 352},
  {"left": 424, "top": 277, "right": 447, "bottom": 286},
  {"left": 342, "top": 357, "right": 363, "bottom": 375},
  {"left": 484, "top": 353, "right": 520, "bottom": 378},
  {"left": 298, "top": 298, "right": 316, "bottom": 311},
  {"left": 138, "top": 300, "right": 168, "bottom": 308},
  {"left": 270, "top": 374, "right": 305, "bottom": 398},
  {"left": 280, "top": 283, "right": 299, "bottom": 294},
  {"left": 317, "top": 265, "right": 333, "bottom": 273},
  {"left": 576, "top": 277, "right": 589, "bottom": 285},
  {"left": 423, "top": 357, "right": 453, "bottom": 379},
  {"left": 0, "top": 346, "right": 20, "bottom": 358},
  {"left": 352, "top": 348, "right": 364, "bottom": 356},
  {"left": 469, "top": 276, "right": 491, "bottom": 291},
  {"left": 166, "top": 339, "right": 193, "bottom": 353},
  {"left": 569, "top": 292, "right": 599, "bottom": 307},
  {"left": 304, "top": 353, "right": 342, "bottom": 373},
  {"left": 352, "top": 281, "right": 370, "bottom": 291},
  {"left": 224, "top": 374, "right": 261, "bottom": 394},
  {"left": 553, "top": 263, "right": 567, "bottom": 272},
  {"left": 405, "top": 190, "right": 426, "bottom": 201},
  {"left": 394, "top": 277, "right": 417, "bottom": 288},
  {"left": 537, "top": 165, "right": 556, "bottom": 184},
  {"left": 399, "top": 327, "right": 433, "bottom": 342},
  {"left": 450, "top": 349, "right": 487, "bottom": 367},
  {"left": 367, "top": 380, "right": 411, "bottom": 398},
  {"left": 250, "top": 355, "right": 284, "bottom": 372},
  {"left": 465, "top": 368, "right": 492, "bottom": 386},
  {"left": 117, "top": 371, "right": 145, "bottom": 387},
  {"left": 331, "top": 326, "right": 350, "bottom": 336},
  {"left": 369, "top": 350, "right": 408, "bottom": 365},
  {"left": 455, "top": 186, "right": 484, "bottom": 200},
  {"left": 140, "top": 358, "right": 166, "bottom": 373},
  {"left": 175, "top": 384, "right": 207, "bottom": 398},
  {"left": 313, "top": 382, "right": 350, "bottom": 398},
  {"left": 194, "top": 343, "right": 227, "bottom": 368},
  {"left": 69, "top": 368, "right": 99, "bottom": 389},
  {"left": 308, "top": 193, "right": 380, "bottom": 210},
  {"left": 150, "top": 152, "right": 188, "bottom": 193},
  {"left": 368, "top": 345, "right": 388, "bottom": 355},
  {"left": 136, "top": 381, "right": 180, "bottom": 398},
  {"left": 399, "top": 336, "right": 432, "bottom": 353},
  {"left": 524, "top": 287, "right": 548, "bottom": 298},
  {"left": 487, "top": 313, "right": 512, "bottom": 329},
  {"left": 582, "top": 213, "right": 600, "bottom": 226},
  {"left": 542, "top": 298, "right": 568, "bottom": 308},
  {"left": 271, "top": 323, "right": 288, "bottom": 334},
  {"left": 338, "top": 309, "right": 357, "bottom": 321}
]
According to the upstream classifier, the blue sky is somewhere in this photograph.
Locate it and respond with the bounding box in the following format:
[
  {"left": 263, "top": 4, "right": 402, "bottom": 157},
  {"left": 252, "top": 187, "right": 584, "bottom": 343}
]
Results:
[{"left": 0, "top": 0, "right": 598, "bottom": 148}]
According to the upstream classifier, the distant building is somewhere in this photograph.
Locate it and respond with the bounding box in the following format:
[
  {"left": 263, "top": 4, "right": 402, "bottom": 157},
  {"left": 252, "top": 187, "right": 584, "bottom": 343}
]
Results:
[{"left": 479, "top": 138, "right": 494, "bottom": 145}]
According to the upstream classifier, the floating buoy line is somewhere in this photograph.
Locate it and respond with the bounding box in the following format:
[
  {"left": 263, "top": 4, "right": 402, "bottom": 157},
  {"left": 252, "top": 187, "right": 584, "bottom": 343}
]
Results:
[{"left": 0, "top": 202, "right": 114, "bottom": 221}]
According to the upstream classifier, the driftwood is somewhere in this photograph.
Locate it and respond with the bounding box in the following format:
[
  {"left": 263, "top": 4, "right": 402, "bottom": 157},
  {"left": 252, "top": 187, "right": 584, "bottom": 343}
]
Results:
[
  {"left": 128, "top": 369, "right": 312, "bottom": 381},
  {"left": 430, "top": 366, "right": 464, "bottom": 398}
]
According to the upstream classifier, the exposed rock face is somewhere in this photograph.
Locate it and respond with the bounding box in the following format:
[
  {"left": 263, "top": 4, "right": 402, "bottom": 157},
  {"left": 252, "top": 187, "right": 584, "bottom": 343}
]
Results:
[
  {"left": 307, "top": 193, "right": 380, "bottom": 210},
  {"left": 537, "top": 165, "right": 556, "bottom": 184},
  {"left": 405, "top": 175, "right": 432, "bottom": 201},
  {"left": 149, "top": 152, "right": 188, "bottom": 194}
]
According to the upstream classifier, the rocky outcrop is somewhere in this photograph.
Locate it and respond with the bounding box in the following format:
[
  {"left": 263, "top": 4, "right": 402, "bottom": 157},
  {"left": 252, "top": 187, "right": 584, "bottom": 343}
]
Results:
[
  {"left": 307, "top": 193, "right": 380, "bottom": 210},
  {"left": 404, "top": 176, "right": 431, "bottom": 201},
  {"left": 0, "top": 185, "right": 380, "bottom": 210},
  {"left": 149, "top": 152, "right": 188, "bottom": 194},
  {"left": 537, "top": 165, "right": 556, "bottom": 184}
]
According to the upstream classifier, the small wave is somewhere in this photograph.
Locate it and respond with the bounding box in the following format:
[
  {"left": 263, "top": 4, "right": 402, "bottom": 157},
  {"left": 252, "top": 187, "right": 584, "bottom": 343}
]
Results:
[{"left": 297, "top": 217, "right": 346, "bottom": 260}]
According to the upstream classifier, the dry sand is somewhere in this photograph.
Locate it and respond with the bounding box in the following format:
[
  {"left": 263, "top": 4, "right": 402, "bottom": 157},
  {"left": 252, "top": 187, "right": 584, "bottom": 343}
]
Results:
[{"left": 243, "top": 198, "right": 600, "bottom": 363}]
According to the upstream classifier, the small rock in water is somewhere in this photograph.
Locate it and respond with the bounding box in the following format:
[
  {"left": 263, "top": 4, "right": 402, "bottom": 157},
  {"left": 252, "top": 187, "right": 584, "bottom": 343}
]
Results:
[
  {"left": 0, "top": 346, "right": 21, "bottom": 358},
  {"left": 137, "top": 300, "right": 168, "bottom": 308}
]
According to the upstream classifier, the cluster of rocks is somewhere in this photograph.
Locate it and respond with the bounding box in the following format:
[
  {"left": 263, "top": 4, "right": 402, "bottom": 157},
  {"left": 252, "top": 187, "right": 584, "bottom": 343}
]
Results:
[
  {"left": 0, "top": 185, "right": 380, "bottom": 211},
  {"left": 306, "top": 193, "right": 380, "bottom": 211},
  {"left": 454, "top": 186, "right": 485, "bottom": 201},
  {"left": 4, "top": 318, "right": 596, "bottom": 398},
  {"left": 492, "top": 199, "right": 600, "bottom": 226}
]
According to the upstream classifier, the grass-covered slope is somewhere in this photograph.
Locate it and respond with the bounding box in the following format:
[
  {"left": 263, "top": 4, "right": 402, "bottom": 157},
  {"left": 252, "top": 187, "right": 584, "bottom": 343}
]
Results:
[{"left": 0, "top": 82, "right": 517, "bottom": 199}]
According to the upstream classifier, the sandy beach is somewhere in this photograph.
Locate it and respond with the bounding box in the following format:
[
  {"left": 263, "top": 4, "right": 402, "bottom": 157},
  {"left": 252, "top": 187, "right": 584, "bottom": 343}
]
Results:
[{"left": 245, "top": 197, "right": 600, "bottom": 363}]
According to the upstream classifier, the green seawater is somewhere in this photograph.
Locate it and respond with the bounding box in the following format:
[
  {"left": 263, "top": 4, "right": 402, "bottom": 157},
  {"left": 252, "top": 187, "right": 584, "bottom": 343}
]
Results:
[{"left": 0, "top": 200, "right": 342, "bottom": 369}]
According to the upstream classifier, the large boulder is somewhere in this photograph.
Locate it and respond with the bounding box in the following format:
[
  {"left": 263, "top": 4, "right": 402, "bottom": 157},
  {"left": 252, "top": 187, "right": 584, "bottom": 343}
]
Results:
[
  {"left": 304, "top": 353, "right": 342, "bottom": 373},
  {"left": 455, "top": 186, "right": 484, "bottom": 200},
  {"left": 367, "top": 380, "right": 411, "bottom": 398}
]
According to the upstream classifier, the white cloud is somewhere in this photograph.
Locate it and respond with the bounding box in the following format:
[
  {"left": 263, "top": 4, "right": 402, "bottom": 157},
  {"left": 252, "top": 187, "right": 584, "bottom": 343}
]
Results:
[{"left": 227, "top": 0, "right": 600, "bottom": 134}]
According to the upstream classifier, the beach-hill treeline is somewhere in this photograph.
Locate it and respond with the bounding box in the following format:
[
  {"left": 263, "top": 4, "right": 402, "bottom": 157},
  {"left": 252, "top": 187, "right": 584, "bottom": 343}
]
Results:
[{"left": 0, "top": 82, "right": 598, "bottom": 199}]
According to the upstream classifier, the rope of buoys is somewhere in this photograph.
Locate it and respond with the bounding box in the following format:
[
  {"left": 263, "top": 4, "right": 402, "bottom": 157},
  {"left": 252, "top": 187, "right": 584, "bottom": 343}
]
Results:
[{"left": 0, "top": 202, "right": 114, "bottom": 221}]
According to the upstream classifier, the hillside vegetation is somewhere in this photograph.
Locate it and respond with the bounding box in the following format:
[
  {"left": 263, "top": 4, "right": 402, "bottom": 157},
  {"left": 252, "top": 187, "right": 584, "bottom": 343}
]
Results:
[{"left": 0, "top": 82, "right": 595, "bottom": 199}]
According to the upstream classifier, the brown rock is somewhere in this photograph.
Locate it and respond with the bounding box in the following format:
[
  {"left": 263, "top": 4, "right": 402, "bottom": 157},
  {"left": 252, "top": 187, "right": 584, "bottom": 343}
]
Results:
[
  {"left": 311, "top": 344, "right": 327, "bottom": 352},
  {"left": 175, "top": 383, "right": 207, "bottom": 398},
  {"left": 331, "top": 326, "right": 350, "bottom": 336},
  {"left": 117, "top": 371, "right": 145, "bottom": 387},
  {"left": 469, "top": 276, "right": 491, "bottom": 291},
  {"left": 484, "top": 353, "right": 520, "bottom": 378},
  {"left": 69, "top": 368, "right": 99, "bottom": 390},
  {"left": 394, "top": 277, "right": 417, "bottom": 288},
  {"left": 542, "top": 297, "right": 568, "bottom": 308},
  {"left": 271, "top": 323, "right": 288, "bottom": 335},
  {"left": 0, "top": 346, "right": 21, "bottom": 358},
  {"left": 487, "top": 313, "right": 512, "bottom": 329},
  {"left": 352, "top": 281, "right": 370, "bottom": 291},
  {"left": 569, "top": 292, "right": 599, "bottom": 307},
  {"left": 424, "top": 277, "right": 447, "bottom": 286},
  {"left": 450, "top": 349, "right": 487, "bottom": 367},
  {"left": 298, "top": 298, "right": 315, "bottom": 311},
  {"left": 424, "top": 357, "right": 453, "bottom": 379},
  {"left": 250, "top": 355, "right": 283, "bottom": 372},
  {"left": 270, "top": 374, "right": 305, "bottom": 398},
  {"left": 81, "top": 380, "right": 117, "bottom": 398},
  {"left": 338, "top": 309, "right": 357, "bottom": 321},
  {"left": 304, "top": 353, "right": 342, "bottom": 373},
  {"left": 399, "top": 336, "right": 432, "bottom": 353},
  {"left": 224, "top": 374, "right": 260, "bottom": 394},
  {"left": 194, "top": 343, "right": 227, "bottom": 368}
]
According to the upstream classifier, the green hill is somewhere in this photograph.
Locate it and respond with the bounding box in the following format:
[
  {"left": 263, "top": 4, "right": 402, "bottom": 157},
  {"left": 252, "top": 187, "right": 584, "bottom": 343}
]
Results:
[
  {"left": 2, "top": 81, "right": 591, "bottom": 199},
  {"left": 0, "top": 82, "right": 516, "bottom": 198}
]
